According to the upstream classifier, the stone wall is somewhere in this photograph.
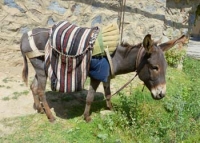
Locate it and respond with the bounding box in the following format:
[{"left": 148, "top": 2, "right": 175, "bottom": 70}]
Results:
[
  {"left": 0, "top": 0, "right": 199, "bottom": 49},
  {"left": 164, "top": 0, "right": 200, "bottom": 41}
]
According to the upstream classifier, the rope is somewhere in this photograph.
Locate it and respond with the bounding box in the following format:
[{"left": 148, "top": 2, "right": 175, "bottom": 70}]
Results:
[
  {"left": 51, "top": 44, "right": 92, "bottom": 58},
  {"left": 119, "top": 0, "right": 126, "bottom": 43},
  {"left": 73, "top": 72, "right": 138, "bottom": 103},
  {"left": 111, "top": 72, "right": 138, "bottom": 96}
]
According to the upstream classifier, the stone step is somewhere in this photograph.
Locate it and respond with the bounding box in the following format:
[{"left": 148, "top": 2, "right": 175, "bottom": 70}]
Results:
[{"left": 186, "top": 39, "right": 200, "bottom": 59}]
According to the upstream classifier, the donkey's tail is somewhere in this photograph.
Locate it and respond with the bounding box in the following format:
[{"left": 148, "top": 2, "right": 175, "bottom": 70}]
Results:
[
  {"left": 22, "top": 52, "right": 28, "bottom": 86},
  {"left": 20, "top": 36, "right": 29, "bottom": 86}
]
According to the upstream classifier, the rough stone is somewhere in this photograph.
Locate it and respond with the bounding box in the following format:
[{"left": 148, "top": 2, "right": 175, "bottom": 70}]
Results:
[
  {"left": 0, "top": 0, "right": 199, "bottom": 49},
  {"left": 72, "top": 4, "right": 81, "bottom": 16},
  {"left": 48, "top": 1, "right": 67, "bottom": 14},
  {"left": 161, "top": 36, "right": 170, "bottom": 43},
  {"left": 4, "top": 0, "right": 25, "bottom": 12},
  {"left": 145, "top": 5, "right": 157, "bottom": 13},
  {"left": 20, "top": 26, "right": 30, "bottom": 34},
  {"left": 47, "top": 17, "right": 55, "bottom": 26}
]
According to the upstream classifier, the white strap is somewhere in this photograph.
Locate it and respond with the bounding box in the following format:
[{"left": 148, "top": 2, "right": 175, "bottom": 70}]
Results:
[{"left": 105, "top": 46, "right": 115, "bottom": 78}]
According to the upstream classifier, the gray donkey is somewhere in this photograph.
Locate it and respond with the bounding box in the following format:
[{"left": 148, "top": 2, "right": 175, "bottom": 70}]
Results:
[{"left": 20, "top": 27, "right": 186, "bottom": 122}]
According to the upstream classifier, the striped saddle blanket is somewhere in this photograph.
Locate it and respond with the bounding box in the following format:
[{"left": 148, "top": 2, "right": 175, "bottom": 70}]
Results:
[{"left": 45, "top": 21, "right": 99, "bottom": 93}]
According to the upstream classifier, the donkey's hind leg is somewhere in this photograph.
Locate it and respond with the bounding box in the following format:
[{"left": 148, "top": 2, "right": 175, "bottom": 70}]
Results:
[
  {"left": 30, "top": 58, "right": 55, "bottom": 122},
  {"left": 30, "top": 75, "right": 44, "bottom": 113}
]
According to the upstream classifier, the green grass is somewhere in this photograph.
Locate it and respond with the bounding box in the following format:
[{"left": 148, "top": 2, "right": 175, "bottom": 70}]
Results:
[
  {"left": 11, "top": 91, "right": 29, "bottom": 100},
  {"left": 2, "top": 77, "right": 14, "bottom": 83},
  {"left": 0, "top": 57, "right": 200, "bottom": 142},
  {"left": 1, "top": 90, "right": 29, "bottom": 101},
  {"left": 2, "top": 97, "right": 10, "bottom": 101},
  {"left": 0, "top": 85, "right": 10, "bottom": 89},
  {"left": 0, "top": 85, "right": 5, "bottom": 88}
]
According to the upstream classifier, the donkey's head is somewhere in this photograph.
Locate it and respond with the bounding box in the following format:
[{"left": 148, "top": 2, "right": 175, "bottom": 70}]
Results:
[{"left": 137, "top": 34, "right": 187, "bottom": 100}]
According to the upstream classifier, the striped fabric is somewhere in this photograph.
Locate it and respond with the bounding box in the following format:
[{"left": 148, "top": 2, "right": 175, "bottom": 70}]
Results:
[{"left": 45, "top": 21, "right": 99, "bottom": 93}]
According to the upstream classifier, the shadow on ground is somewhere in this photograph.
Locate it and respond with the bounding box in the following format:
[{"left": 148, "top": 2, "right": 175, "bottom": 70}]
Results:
[{"left": 46, "top": 90, "right": 106, "bottom": 119}]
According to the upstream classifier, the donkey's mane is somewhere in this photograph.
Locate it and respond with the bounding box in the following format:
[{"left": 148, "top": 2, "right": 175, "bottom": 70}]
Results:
[
  {"left": 120, "top": 42, "right": 142, "bottom": 49},
  {"left": 120, "top": 42, "right": 142, "bottom": 58}
]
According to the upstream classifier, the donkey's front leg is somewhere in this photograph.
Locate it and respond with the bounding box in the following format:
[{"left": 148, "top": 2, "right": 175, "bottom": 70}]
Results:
[
  {"left": 103, "top": 79, "right": 113, "bottom": 110},
  {"left": 38, "top": 88, "right": 56, "bottom": 122},
  {"left": 83, "top": 78, "right": 100, "bottom": 122}
]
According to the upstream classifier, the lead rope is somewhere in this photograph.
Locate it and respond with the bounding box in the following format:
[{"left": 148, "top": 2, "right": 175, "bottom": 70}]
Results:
[
  {"left": 111, "top": 72, "right": 138, "bottom": 96},
  {"left": 111, "top": 46, "right": 145, "bottom": 96},
  {"left": 75, "top": 45, "right": 144, "bottom": 101}
]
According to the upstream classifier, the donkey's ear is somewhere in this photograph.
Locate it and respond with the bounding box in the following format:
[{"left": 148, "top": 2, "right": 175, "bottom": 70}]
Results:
[
  {"left": 159, "top": 35, "right": 188, "bottom": 52},
  {"left": 143, "top": 34, "right": 154, "bottom": 53}
]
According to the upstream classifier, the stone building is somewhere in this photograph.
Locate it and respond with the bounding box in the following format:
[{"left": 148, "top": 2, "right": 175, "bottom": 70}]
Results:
[
  {"left": 191, "top": 3, "right": 200, "bottom": 38},
  {"left": 0, "top": 0, "right": 200, "bottom": 48},
  {"left": 191, "top": 20, "right": 200, "bottom": 38}
]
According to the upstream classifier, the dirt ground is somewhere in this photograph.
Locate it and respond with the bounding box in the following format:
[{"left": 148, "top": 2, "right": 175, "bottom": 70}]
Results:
[
  {"left": 0, "top": 45, "right": 37, "bottom": 120},
  {"left": 0, "top": 45, "right": 140, "bottom": 121},
  {"left": 0, "top": 43, "right": 139, "bottom": 138},
  {"left": 0, "top": 47, "right": 89, "bottom": 120}
]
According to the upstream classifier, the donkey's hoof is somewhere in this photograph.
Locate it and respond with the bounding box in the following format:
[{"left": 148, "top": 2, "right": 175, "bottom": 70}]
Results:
[
  {"left": 49, "top": 117, "right": 56, "bottom": 123},
  {"left": 106, "top": 107, "right": 113, "bottom": 110},
  {"left": 33, "top": 103, "right": 44, "bottom": 114},
  {"left": 37, "top": 107, "right": 45, "bottom": 114},
  {"left": 38, "top": 109, "right": 45, "bottom": 114},
  {"left": 84, "top": 116, "right": 92, "bottom": 123}
]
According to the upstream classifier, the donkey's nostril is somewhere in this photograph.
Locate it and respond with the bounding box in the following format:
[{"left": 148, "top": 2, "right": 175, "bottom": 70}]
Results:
[
  {"left": 159, "top": 91, "right": 165, "bottom": 98},
  {"left": 151, "top": 84, "right": 166, "bottom": 100}
]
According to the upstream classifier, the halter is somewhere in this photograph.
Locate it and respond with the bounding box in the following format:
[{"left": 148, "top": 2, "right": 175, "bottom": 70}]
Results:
[
  {"left": 111, "top": 45, "right": 145, "bottom": 96},
  {"left": 136, "top": 46, "right": 145, "bottom": 71}
]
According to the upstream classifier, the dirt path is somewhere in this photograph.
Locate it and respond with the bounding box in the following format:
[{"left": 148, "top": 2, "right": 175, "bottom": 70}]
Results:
[
  {"left": 0, "top": 48, "right": 140, "bottom": 121},
  {"left": 0, "top": 50, "right": 37, "bottom": 119}
]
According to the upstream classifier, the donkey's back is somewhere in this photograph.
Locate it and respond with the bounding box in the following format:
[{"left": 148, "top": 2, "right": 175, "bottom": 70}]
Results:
[
  {"left": 20, "top": 28, "right": 49, "bottom": 85},
  {"left": 20, "top": 28, "right": 49, "bottom": 54}
]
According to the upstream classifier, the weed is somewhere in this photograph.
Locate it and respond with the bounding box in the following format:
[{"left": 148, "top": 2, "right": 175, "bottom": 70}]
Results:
[
  {"left": 165, "top": 45, "right": 186, "bottom": 67},
  {"left": 21, "top": 90, "right": 29, "bottom": 95},
  {"left": 19, "top": 84, "right": 24, "bottom": 86},
  {"left": 0, "top": 85, "right": 5, "bottom": 88},
  {"left": 0, "top": 85, "right": 11, "bottom": 89},
  {"left": 12, "top": 92, "right": 21, "bottom": 100},
  {"left": 2, "top": 97, "right": 10, "bottom": 101},
  {"left": 11, "top": 90, "right": 29, "bottom": 100},
  {"left": 2, "top": 78, "right": 9, "bottom": 83},
  {"left": 2, "top": 77, "right": 13, "bottom": 83}
]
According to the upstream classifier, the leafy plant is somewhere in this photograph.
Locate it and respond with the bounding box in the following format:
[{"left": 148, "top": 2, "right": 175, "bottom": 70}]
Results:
[
  {"left": 12, "top": 90, "right": 29, "bottom": 100},
  {"left": 2, "top": 97, "right": 10, "bottom": 101},
  {"left": 165, "top": 45, "right": 186, "bottom": 67}
]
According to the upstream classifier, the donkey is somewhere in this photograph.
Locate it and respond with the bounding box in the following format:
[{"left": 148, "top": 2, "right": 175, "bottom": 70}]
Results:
[{"left": 20, "top": 27, "right": 186, "bottom": 122}]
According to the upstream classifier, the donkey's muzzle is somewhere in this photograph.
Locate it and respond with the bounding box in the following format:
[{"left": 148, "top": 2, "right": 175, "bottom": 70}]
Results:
[{"left": 151, "top": 83, "right": 166, "bottom": 100}]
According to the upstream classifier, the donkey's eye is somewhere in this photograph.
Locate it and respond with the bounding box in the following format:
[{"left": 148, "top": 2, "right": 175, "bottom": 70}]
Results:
[{"left": 151, "top": 65, "right": 159, "bottom": 71}]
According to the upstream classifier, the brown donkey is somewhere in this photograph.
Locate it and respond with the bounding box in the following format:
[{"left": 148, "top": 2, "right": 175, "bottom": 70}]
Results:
[{"left": 20, "top": 27, "right": 186, "bottom": 122}]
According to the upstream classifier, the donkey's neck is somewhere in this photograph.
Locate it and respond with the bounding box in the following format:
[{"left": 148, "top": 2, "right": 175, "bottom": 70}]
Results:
[{"left": 112, "top": 45, "right": 139, "bottom": 75}]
